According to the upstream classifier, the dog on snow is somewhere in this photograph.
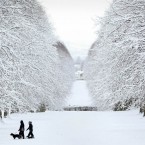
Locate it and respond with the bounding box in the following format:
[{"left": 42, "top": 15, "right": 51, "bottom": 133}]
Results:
[{"left": 10, "top": 133, "right": 22, "bottom": 139}]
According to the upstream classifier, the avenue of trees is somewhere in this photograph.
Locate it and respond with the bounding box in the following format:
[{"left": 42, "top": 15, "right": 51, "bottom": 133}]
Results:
[
  {"left": 0, "top": 0, "right": 74, "bottom": 117},
  {"left": 85, "top": 0, "right": 145, "bottom": 111}
]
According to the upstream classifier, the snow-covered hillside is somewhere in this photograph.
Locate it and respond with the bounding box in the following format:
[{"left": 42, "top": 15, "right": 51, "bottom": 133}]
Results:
[
  {"left": 0, "top": 0, "right": 74, "bottom": 113},
  {"left": 1, "top": 110, "right": 145, "bottom": 145}
]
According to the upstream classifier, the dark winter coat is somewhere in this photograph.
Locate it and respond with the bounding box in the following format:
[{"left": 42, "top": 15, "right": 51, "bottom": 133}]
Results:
[
  {"left": 27, "top": 124, "right": 33, "bottom": 131},
  {"left": 19, "top": 121, "right": 25, "bottom": 132}
]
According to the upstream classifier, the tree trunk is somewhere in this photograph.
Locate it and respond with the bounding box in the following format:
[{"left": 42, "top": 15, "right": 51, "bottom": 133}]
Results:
[
  {"left": 8, "top": 108, "right": 11, "bottom": 117},
  {"left": 140, "top": 107, "right": 143, "bottom": 113},
  {"left": 143, "top": 109, "right": 145, "bottom": 117},
  {"left": 1, "top": 110, "right": 4, "bottom": 119}
]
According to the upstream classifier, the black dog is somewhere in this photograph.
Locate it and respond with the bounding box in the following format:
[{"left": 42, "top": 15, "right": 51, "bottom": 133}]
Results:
[{"left": 10, "top": 133, "right": 22, "bottom": 139}]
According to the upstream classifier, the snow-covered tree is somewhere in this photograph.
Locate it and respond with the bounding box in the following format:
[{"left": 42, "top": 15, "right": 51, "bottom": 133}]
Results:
[
  {"left": 53, "top": 41, "right": 75, "bottom": 108},
  {"left": 85, "top": 0, "right": 145, "bottom": 110},
  {"left": 0, "top": 0, "right": 74, "bottom": 114}
]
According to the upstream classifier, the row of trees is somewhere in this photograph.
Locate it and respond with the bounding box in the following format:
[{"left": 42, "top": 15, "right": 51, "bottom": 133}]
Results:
[
  {"left": 85, "top": 0, "right": 145, "bottom": 110},
  {"left": 0, "top": 0, "right": 74, "bottom": 117}
]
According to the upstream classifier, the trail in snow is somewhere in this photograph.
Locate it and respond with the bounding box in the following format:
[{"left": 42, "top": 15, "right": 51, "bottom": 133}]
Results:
[
  {"left": 0, "top": 111, "right": 145, "bottom": 145},
  {"left": 66, "top": 80, "right": 92, "bottom": 106}
]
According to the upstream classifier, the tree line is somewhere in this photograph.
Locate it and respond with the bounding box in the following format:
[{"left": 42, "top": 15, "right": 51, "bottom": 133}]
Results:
[
  {"left": 0, "top": 0, "right": 74, "bottom": 118},
  {"left": 85, "top": 0, "right": 145, "bottom": 112}
]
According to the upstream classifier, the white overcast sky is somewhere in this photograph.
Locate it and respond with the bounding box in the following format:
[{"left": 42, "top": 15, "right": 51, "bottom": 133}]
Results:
[{"left": 38, "top": 0, "right": 112, "bottom": 59}]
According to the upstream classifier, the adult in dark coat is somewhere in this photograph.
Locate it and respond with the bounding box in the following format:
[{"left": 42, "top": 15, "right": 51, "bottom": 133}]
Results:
[
  {"left": 26, "top": 121, "right": 34, "bottom": 138},
  {"left": 18, "top": 120, "right": 25, "bottom": 139}
]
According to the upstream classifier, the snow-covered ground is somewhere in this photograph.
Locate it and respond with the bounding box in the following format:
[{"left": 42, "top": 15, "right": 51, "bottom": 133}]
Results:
[
  {"left": 66, "top": 80, "right": 92, "bottom": 106},
  {"left": 0, "top": 110, "right": 145, "bottom": 145},
  {"left": 1, "top": 81, "right": 145, "bottom": 145}
]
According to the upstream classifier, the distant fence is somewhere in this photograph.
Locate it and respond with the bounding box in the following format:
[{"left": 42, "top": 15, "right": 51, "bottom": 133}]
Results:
[{"left": 63, "top": 106, "right": 97, "bottom": 111}]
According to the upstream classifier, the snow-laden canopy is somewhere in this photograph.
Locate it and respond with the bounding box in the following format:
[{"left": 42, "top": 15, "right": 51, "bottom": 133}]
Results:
[
  {"left": 0, "top": 0, "right": 74, "bottom": 112},
  {"left": 85, "top": 0, "right": 145, "bottom": 110}
]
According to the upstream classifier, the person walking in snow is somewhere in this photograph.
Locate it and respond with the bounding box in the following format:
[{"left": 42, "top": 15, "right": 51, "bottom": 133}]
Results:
[
  {"left": 18, "top": 120, "right": 25, "bottom": 139},
  {"left": 26, "top": 121, "right": 34, "bottom": 138}
]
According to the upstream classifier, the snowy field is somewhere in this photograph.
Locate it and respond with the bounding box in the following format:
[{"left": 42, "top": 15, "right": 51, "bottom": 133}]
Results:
[
  {"left": 67, "top": 80, "right": 92, "bottom": 106},
  {"left": 1, "top": 110, "right": 145, "bottom": 145}
]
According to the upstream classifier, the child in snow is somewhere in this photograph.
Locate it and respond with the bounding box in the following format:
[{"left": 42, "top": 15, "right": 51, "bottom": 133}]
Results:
[{"left": 26, "top": 121, "right": 34, "bottom": 138}]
